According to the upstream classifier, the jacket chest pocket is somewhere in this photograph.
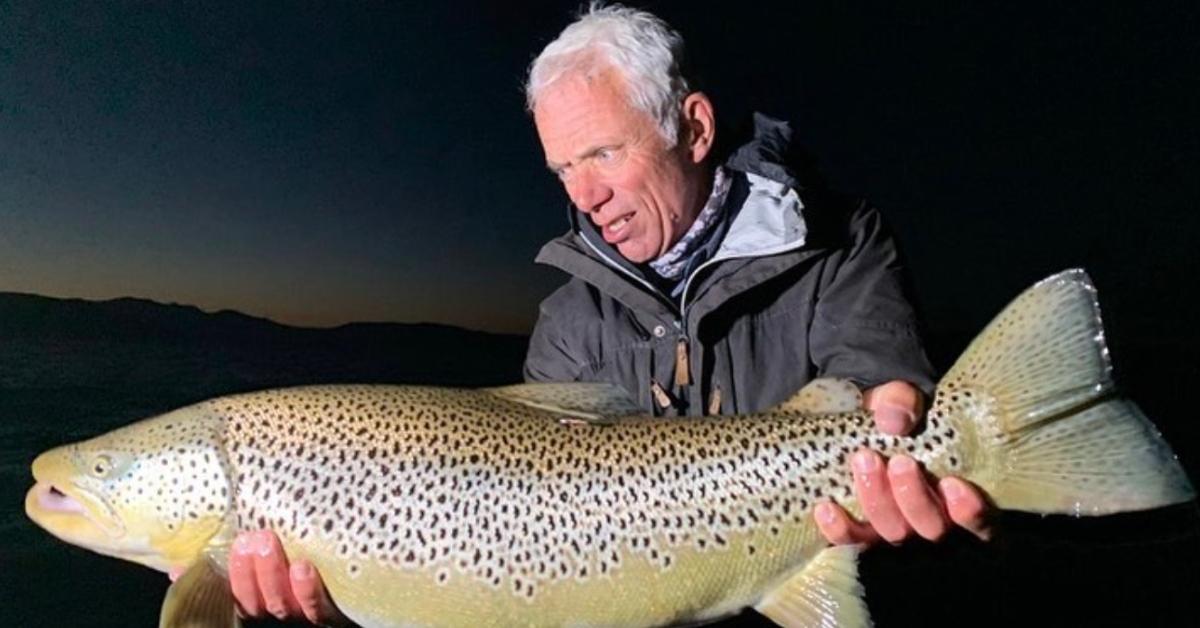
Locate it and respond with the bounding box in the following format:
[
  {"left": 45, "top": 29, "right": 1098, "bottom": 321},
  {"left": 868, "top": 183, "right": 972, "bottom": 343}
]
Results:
[
  {"left": 708, "top": 305, "right": 817, "bottom": 414},
  {"left": 579, "top": 325, "right": 679, "bottom": 415}
]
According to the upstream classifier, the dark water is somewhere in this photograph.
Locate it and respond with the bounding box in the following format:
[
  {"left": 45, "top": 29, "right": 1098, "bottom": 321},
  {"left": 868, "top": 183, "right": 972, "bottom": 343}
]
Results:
[
  {"left": 4, "top": 297, "right": 1200, "bottom": 626},
  {"left": 1, "top": 294, "right": 532, "bottom": 625}
]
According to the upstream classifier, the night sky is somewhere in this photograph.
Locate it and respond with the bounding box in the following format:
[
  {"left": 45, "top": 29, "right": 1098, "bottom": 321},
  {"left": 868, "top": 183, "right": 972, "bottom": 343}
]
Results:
[{"left": 1, "top": 1, "right": 1197, "bottom": 337}]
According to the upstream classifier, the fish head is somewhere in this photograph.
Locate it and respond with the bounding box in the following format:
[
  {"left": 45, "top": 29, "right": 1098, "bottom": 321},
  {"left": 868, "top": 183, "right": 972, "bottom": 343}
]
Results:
[{"left": 25, "top": 405, "right": 235, "bottom": 573}]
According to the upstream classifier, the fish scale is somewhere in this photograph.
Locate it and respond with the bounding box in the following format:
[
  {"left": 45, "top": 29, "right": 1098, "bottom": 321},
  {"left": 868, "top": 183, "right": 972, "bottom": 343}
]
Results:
[
  {"left": 25, "top": 270, "right": 1196, "bottom": 627},
  {"left": 220, "top": 388, "right": 908, "bottom": 605}
]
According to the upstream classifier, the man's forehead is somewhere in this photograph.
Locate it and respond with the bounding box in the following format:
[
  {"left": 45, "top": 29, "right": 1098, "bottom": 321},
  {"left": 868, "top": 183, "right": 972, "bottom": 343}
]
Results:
[
  {"left": 534, "top": 70, "right": 651, "bottom": 163},
  {"left": 536, "top": 70, "right": 622, "bottom": 117}
]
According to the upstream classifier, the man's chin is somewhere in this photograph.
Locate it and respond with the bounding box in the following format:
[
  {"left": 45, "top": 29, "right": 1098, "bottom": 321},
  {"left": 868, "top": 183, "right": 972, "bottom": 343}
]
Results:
[{"left": 615, "top": 242, "right": 653, "bottom": 264}]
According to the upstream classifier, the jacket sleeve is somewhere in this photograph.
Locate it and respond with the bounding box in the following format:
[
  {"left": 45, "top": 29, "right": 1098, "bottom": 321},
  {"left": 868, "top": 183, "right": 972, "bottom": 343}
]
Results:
[
  {"left": 808, "top": 202, "right": 937, "bottom": 396},
  {"left": 523, "top": 303, "right": 584, "bottom": 383}
]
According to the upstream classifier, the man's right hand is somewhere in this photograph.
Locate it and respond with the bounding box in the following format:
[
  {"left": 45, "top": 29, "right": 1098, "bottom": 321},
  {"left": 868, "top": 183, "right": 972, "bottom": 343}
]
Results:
[{"left": 226, "top": 530, "right": 347, "bottom": 626}]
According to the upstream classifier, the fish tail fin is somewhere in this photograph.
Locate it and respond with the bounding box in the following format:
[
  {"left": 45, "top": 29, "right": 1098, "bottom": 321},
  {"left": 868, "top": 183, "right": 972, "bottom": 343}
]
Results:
[{"left": 935, "top": 269, "right": 1194, "bottom": 515}]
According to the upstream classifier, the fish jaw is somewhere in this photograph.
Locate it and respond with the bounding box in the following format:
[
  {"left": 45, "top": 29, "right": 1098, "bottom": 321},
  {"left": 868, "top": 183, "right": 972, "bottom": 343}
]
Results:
[{"left": 24, "top": 476, "right": 164, "bottom": 569}]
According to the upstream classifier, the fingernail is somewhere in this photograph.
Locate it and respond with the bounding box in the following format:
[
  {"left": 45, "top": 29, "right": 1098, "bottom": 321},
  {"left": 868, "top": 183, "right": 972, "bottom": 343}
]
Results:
[
  {"left": 889, "top": 455, "right": 915, "bottom": 475},
  {"left": 290, "top": 562, "right": 313, "bottom": 580},
  {"left": 254, "top": 531, "right": 273, "bottom": 557},
  {"left": 852, "top": 451, "right": 878, "bottom": 473},
  {"left": 816, "top": 502, "right": 837, "bottom": 524},
  {"left": 876, "top": 405, "right": 915, "bottom": 435},
  {"left": 234, "top": 534, "right": 253, "bottom": 554},
  {"left": 878, "top": 416, "right": 905, "bottom": 434},
  {"left": 941, "top": 478, "right": 963, "bottom": 501}
]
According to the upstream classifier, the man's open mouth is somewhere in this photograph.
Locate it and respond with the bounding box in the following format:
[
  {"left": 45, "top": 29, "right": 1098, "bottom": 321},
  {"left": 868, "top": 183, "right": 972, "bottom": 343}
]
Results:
[{"left": 603, "top": 212, "right": 634, "bottom": 241}]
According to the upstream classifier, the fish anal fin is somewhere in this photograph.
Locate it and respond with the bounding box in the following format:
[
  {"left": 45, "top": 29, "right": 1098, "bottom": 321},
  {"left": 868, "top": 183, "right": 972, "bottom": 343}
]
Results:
[
  {"left": 159, "top": 555, "right": 241, "bottom": 628},
  {"left": 778, "top": 378, "right": 863, "bottom": 414},
  {"left": 486, "top": 382, "right": 642, "bottom": 423},
  {"left": 754, "top": 545, "right": 871, "bottom": 628}
]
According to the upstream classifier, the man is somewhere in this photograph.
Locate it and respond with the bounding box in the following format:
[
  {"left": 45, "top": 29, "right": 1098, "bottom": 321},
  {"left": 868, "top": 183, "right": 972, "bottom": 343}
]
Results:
[{"left": 223, "top": 4, "right": 988, "bottom": 624}]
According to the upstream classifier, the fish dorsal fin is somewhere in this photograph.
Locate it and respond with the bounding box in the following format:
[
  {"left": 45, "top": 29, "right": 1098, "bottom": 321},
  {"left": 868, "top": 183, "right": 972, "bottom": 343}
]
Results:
[
  {"left": 777, "top": 378, "right": 862, "bottom": 414},
  {"left": 754, "top": 545, "right": 871, "bottom": 628},
  {"left": 159, "top": 554, "right": 241, "bottom": 628},
  {"left": 486, "top": 382, "right": 643, "bottom": 423}
]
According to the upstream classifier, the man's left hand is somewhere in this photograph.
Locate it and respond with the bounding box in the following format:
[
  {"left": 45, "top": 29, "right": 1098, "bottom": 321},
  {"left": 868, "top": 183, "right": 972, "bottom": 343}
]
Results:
[{"left": 814, "top": 380, "right": 992, "bottom": 545}]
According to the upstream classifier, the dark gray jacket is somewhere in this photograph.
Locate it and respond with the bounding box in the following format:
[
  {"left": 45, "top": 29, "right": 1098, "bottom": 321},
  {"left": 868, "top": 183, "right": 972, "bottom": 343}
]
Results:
[{"left": 524, "top": 114, "right": 935, "bottom": 416}]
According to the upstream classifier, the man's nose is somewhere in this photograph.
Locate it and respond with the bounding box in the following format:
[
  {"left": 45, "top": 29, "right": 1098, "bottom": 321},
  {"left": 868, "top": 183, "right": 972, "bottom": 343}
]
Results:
[{"left": 566, "top": 170, "right": 613, "bottom": 213}]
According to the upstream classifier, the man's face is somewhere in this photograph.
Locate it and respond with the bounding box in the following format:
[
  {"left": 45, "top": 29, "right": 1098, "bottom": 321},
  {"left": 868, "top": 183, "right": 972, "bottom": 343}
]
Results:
[{"left": 534, "top": 69, "right": 706, "bottom": 264}]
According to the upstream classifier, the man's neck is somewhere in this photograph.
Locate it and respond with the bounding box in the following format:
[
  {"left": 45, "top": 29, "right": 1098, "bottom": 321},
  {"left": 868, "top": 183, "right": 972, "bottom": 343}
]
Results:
[{"left": 669, "top": 162, "right": 716, "bottom": 249}]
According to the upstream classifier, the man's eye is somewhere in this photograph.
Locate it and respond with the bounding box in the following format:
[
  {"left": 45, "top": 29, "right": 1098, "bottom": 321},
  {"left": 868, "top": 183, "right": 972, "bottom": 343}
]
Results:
[{"left": 597, "top": 148, "right": 615, "bottom": 161}]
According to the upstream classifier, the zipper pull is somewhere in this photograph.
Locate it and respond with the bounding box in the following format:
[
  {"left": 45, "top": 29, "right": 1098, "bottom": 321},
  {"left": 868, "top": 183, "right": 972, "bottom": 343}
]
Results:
[
  {"left": 650, "top": 379, "right": 674, "bottom": 410},
  {"left": 707, "top": 386, "right": 722, "bottom": 415},
  {"left": 674, "top": 337, "right": 691, "bottom": 387}
]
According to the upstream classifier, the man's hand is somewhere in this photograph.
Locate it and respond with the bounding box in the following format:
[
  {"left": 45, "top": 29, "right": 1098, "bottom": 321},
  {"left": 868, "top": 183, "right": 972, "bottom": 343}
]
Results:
[
  {"left": 172, "top": 530, "right": 347, "bottom": 626},
  {"left": 815, "top": 380, "right": 992, "bottom": 545}
]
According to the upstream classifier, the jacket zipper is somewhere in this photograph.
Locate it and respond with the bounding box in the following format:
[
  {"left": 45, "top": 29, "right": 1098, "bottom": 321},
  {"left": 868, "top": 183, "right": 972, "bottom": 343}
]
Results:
[
  {"left": 578, "top": 204, "right": 809, "bottom": 413},
  {"left": 673, "top": 239, "right": 810, "bottom": 410}
]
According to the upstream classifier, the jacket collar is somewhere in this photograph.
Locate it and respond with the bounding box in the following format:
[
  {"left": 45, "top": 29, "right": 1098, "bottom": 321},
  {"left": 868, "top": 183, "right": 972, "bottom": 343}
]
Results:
[
  {"left": 535, "top": 113, "right": 822, "bottom": 310},
  {"left": 724, "top": 113, "right": 803, "bottom": 188}
]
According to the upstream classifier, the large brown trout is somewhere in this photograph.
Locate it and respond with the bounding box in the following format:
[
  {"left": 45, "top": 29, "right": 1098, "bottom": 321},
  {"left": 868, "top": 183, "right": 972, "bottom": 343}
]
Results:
[{"left": 25, "top": 270, "right": 1195, "bottom": 627}]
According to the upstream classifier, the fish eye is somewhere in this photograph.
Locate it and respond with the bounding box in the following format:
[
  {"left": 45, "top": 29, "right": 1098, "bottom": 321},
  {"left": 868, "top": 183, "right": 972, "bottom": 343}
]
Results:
[{"left": 91, "top": 454, "right": 114, "bottom": 478}]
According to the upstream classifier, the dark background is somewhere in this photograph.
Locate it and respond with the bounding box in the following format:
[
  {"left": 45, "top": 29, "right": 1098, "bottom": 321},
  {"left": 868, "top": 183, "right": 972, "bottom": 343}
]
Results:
[
  {"left": 2, "top": 1, "right": 1197, "bottom": 338},
  {"left": 2, "top": 0, "right": 1199, "bottom": 625}
]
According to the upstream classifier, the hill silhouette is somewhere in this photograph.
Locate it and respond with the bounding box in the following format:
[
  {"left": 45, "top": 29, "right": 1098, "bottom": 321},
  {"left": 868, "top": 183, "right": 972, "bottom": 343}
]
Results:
[{"left": 0, "top": 291, "right": 528, "bottom": 400}]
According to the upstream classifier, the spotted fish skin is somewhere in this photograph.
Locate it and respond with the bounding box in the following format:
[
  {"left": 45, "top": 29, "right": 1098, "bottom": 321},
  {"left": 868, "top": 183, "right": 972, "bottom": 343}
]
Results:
[
  {"left": 213, "top": 384, "right": 966, "bottom": 626},
  {"left": 25, "top": 270, "right": 1196, "bottom": 628}
]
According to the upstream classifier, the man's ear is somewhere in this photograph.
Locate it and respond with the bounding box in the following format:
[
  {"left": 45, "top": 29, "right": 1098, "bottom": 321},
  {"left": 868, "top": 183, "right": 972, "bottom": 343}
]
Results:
[{"left": 680, "top": 91, "right": 716, "bottom": 164}]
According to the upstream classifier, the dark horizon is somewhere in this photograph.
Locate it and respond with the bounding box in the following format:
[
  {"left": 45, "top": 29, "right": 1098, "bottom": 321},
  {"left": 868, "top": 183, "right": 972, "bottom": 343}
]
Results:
[{"left": 0, "top": 287, "right": 528, "bottom": 335}]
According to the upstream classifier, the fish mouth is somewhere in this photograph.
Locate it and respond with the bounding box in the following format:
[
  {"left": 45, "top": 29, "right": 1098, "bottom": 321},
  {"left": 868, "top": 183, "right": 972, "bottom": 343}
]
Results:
[
  {"left": 31, "top": 482, "right": 87, "bottom": 515},
  {"left": 26, "top": 482, "right": 74, "bottom": 530},
  {"left": 26, "top": 466, "right": 126, "bottom": 540}
]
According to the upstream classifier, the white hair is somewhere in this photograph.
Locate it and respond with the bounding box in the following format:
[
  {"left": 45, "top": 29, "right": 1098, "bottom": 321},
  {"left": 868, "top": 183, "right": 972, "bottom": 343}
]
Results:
[{"left": 525, "top": 2, "right": 691, "bottom": 146}]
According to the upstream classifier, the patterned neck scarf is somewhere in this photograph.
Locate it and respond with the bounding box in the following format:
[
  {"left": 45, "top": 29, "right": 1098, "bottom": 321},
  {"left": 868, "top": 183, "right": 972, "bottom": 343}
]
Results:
[{"left": 648, "top": 167, "right": 732, "bottom": 283}]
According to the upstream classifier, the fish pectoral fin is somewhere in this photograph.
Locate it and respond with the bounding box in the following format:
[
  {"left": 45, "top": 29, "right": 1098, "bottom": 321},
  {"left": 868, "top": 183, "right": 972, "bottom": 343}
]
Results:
[
  {"left": 753, "top": 545, "right": 871, "bottom": 628},
  {"left": 486, "top": 382, "right": 643, "bottom": 423},
  {"left": 777, "top": 378, "right": 863, "bottom": 415},
  {"left": 159, "top": 556, "right": 241, "bottom": 628}
]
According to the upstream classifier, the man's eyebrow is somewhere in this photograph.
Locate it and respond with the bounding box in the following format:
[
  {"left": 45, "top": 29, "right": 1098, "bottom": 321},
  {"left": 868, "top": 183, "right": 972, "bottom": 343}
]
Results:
[{"left": 546, "top": 145, "right": 619, "bottom": 172}]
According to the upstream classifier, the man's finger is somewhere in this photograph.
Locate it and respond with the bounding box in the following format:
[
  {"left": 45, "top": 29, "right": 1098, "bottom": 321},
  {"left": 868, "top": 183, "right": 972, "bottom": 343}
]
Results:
[
  {"left": 852, "top": 449, "right": 910, "bottom": 543},
  {"left": 229, "top": 533, "right": 265, "bottom": 618},
  {"left": 862, "top": 380, "right": 924, "bottom": 436},
  {"left": 815, "top": 501, "right": 880, "bottom": 545},
  {"left": 872, "top": 402, "right": 917, "bottom": 436},
  {"left": 291, "top": 560, "right": 347, "bottom": 626},
  {"left": 253, "top": 530, "right": 303, "bottom": 620},
  {"left": 940, "top": 477, "right": 992, "bottom": 541},
  {"left": 887, "top": 455, "right": 949, "bottom": 541}
]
